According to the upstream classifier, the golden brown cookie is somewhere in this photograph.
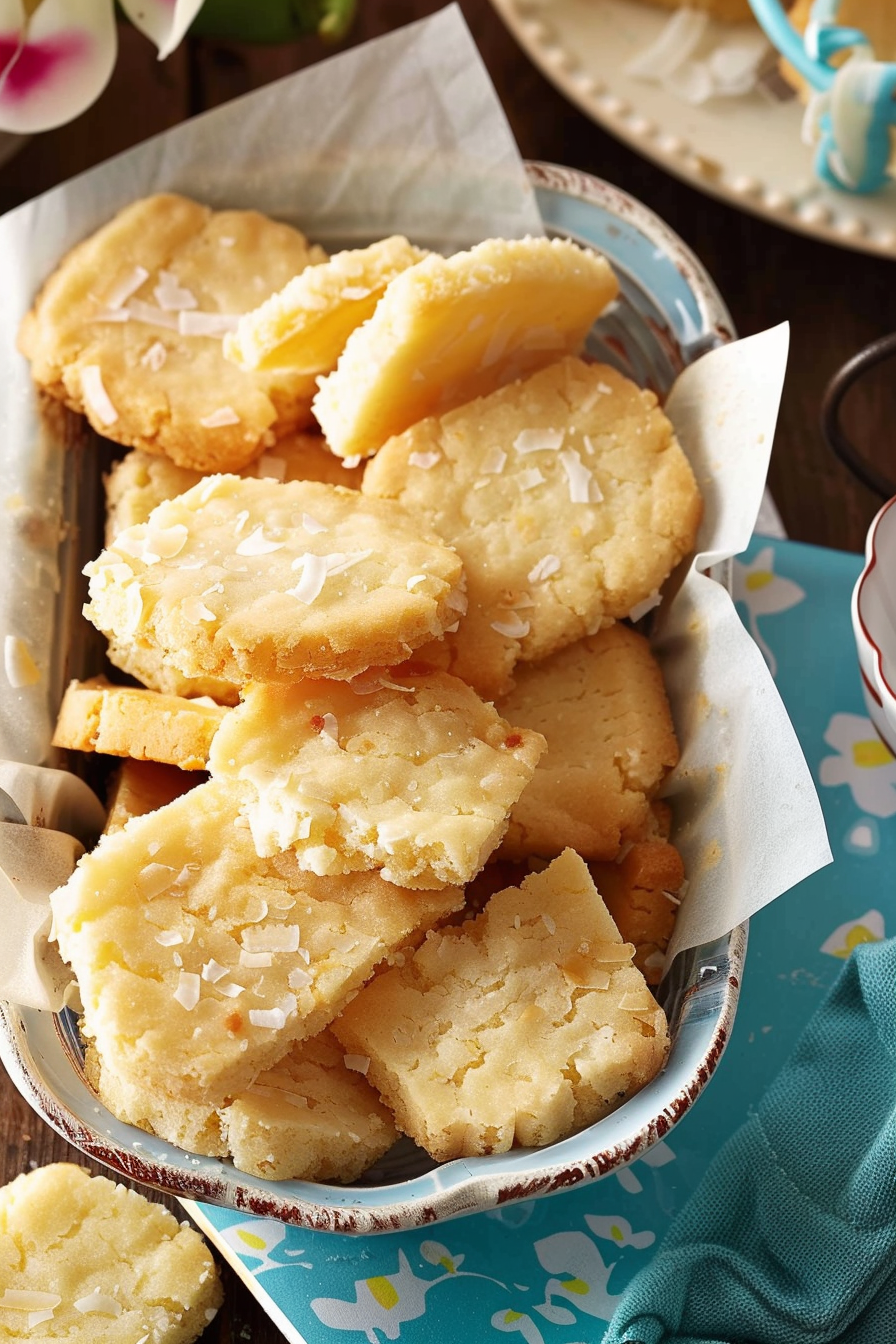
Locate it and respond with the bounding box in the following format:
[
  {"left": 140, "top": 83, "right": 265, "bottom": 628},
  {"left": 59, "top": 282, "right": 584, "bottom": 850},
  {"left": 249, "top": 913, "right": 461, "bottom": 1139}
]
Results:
[
  {"left": 589, "top": 841, "right": 686, "bottom": 985},
  {"left": 496, "top": 625, "right": 680, "bottom": 861},
  {"left": 207, "top": 674, "right": 545, "bottom": 888},
  {"left": 0, "top": 1164, "right": 221, "bottom": 1343},
  {"left": 104, "top": 759, "right": 199, "bottom": 835},
  {"left": 364, "top": 357, "right": 701, "bottom": 699},
  {"left": 52, "top": 676, "right": 227, "bottom": 771},
  {"left": 313, "top": 236, "right": 619, "bottom": 461},
  {"left": 84, "top": 475, "right": 465, "bottom": 685},
  {"left": 333, "top": 849, "right": 669, "bottom": 1161},
  {"left": 18, "top": 193, "right": 327, "bottom": 471},
  {"left": 51, "top": 778, "right": 464, "bottom": 1106}
]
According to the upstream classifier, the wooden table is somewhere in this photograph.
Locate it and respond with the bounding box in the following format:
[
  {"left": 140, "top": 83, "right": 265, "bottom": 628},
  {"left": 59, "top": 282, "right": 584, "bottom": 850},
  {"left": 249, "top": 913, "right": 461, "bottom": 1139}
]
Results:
[{"left": 1, "top": 4, "right": 893, "bottom": 1339}]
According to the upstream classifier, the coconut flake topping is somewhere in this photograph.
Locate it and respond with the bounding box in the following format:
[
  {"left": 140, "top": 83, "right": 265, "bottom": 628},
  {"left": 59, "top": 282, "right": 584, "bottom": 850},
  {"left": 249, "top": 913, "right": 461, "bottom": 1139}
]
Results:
[
  {"left": 0, "top": 1291, "right": 61, "bottom": 1311},
  {"left": 173, "top": 971, "right": 200, "bottom": 1011},
  {"left": 409, "top": 451, "right": 441, "bottom": 470},
  {"left": 249, "top": 1006, "right": 289, "bottom": 1029},
  {"left": 81, "top": 365, "right": 119, "bottom": 426},
  {"left": 528, "top": 554, "right": 561, "bottom": 583},
  {"left": 343, "top": 1054, "right": 371, "bottom": 1075},
  {"left": 236, "top": 526, "right": 285, "bottom": 556},
  {"left": 490, "top": 612, "right": 530, "bottom": 639},
  {"left": 301, "top": 513, "right": 327, "bottom": 535},
  {"left": 481, "top": 447, "right": 507, "bottom": 474},
  {"left": 560, "top": 450, "right": 602, "bottom": 504},
  {"left": 242, "top": 926, "right": 301, "bottom": 953},
  {"left": 199, "top": 406, "right": 240, "bottom": 430},
  {"left": 74, "top": 1291, "right": 122, "bottom": 1317},
  {"left": 289, "top": 553, "right": 329, "bottom": 605},
  {"left": 103, "top": 265, "right": 150, "bottom": 310},
  {"left": 154, "top": 269, "right": 198, "bottom": 312},
  {"left": 127, "top": 299, "right": 180, "bottom": 330},
  {"left": 514, "top": 428, "right": 564, "bottom": 455},
  {"left": 178, "top": 311, "right": 240, "bottom": 337}
]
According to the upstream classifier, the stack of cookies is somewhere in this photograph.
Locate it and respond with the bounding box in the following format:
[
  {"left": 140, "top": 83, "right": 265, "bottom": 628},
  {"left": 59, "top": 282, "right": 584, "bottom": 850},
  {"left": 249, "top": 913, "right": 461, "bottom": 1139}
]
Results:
[{"left": 23, "top": 194, "right": 701, "bottom": 1181}]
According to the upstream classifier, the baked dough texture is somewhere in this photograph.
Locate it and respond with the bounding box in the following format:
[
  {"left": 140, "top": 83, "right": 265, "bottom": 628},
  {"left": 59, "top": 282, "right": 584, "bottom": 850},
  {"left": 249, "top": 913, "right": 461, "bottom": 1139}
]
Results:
[
  {"left": 208, "top": 675, "right": 545, "bottom": 888},
  {"left": 363, "top": 357, "right": 701, "bottom": 698},
  {"left": 52, "top": 676, "right": 227, "bottom": 771},
  {"left": 313, "top": 236, "right": 619, "bottom": 460},
  {"left": 589, "top": 840, "right": 686, "bottom": 985},
  {"left": 18, "top": 193, "right": 328, "bottom": 471},
  {"left": 496, "top": 625, "right": 680, "bottom": 860},
  {"left": 50, "top": 779, "right": 463, "bottom": 1106},
  {"left": 83, "top": 475, "right": 465, "bottom": 685},
  {"left": 333, "top": 849, "right": 669, "bottom": 1161},
  {"left": 0, "top": 1163, "right": 221, "bottom": 1343},
  {"left": 224, "top": 236, "right": 427, "bottom": 372},
  {"left": 103, "top": 759, "right": 197, "bottom": 835}
]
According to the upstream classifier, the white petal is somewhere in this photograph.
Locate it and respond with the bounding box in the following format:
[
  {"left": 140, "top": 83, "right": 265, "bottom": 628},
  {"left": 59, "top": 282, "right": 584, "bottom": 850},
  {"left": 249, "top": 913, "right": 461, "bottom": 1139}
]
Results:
[
  {"left": 118, "top": 0, "right": 205, "bottom": 61},
  {"left": 0, "top": 0, "right": 117, "bottom": 134}
]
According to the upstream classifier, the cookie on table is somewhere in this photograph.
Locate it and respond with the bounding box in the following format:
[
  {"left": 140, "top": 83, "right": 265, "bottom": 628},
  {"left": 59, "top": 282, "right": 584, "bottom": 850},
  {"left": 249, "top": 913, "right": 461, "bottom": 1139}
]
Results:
[
  {"left": 51, "top": 778, "right": 464, "bottom": 1106},
  {"left": 103, "top": 759, "right": 198, "bottom": 835},
  {"left": 224, "top": 236, "right": 427, "bottom": 373},
  {"left": 589, "top": 840, "right": 686, "bottom": 985},
  {"left": 104, "top": 433, "right": 364, "bottom": 543},
  {"left": 52, "top": 676, "right": 227, "bottom": 771},
  {"left": 313, "top": 236, "right": 619, "bottom": 461},
  {"left": 332, "top": 849, "right": 669, "bottom": 1162},
  {"left": 495, "top": 625, "right": 679, "bottom": 861},
  {"left": 207, "top": 674, "right": 545, "bottom": 888},
  {"left": 0, "top": 1163, "right": 221, "bottom": 1343},
  {"left": 86, "top": 1029, "right": 398, "bottom": 1181},
  {"left": 18, "top": 193, "right": 327, "bottom": 472},
  {"left": 84, "top": 475, "right": 465, "bottom": 685},
  {"left": 364, "top": 357, "right": 702, "bottom": 699}
]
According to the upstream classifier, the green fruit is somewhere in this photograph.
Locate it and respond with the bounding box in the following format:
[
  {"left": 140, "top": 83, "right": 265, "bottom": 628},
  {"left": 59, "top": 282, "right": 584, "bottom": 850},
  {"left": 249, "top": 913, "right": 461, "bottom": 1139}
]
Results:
[{"left": 189, "top": 0, "right": 356, "bottom": 43}]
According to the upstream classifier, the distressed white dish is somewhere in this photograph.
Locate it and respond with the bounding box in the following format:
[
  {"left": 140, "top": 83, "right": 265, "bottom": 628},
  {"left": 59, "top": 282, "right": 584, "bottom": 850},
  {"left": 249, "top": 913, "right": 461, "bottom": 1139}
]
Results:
[
  {"left": 0, "top": 163, "right": 746, "bottom": 1234},
  {"left": 490, "top": 0, "right": 896, "bottom": 257},
  {"left": 853, "top": 495, "right": 896, "bottom": 755}
]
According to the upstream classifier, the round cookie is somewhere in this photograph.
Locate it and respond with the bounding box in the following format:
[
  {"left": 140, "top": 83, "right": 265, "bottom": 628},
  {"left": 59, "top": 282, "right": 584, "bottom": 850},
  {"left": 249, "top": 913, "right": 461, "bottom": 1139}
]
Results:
[
  {"left": 83, "top": 475, "right": 465, "bottom": 685},
  {"left": 18, "top": 193, "right": 328, "bottom": 471},
  {"left": 496, "top": 624, "right": 680, "bottom": 861},
  {"left": 207, "top": 674, "right": 546, "bottom": 888},
  {"left": 363, "top": 356, "right": 702, "bottom": 699}
]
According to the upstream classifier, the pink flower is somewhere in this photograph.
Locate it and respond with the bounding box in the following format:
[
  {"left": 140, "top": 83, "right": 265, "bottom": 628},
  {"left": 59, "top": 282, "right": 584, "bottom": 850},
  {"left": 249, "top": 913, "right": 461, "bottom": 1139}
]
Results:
[{"left": 0, "top": 0, "right": 205, "bottom": 132}]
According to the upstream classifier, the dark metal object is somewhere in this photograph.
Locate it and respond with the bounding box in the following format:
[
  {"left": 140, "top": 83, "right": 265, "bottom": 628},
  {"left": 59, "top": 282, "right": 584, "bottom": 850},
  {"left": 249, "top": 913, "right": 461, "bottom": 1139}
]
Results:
[{"left": 821, "top": 332, "right": 896, "bottom": 501}]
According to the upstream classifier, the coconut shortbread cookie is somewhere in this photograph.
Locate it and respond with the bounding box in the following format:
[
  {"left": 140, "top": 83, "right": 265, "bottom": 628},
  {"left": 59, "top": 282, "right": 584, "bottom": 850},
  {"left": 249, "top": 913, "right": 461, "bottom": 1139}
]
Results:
[
  {"left": 104, "top": 435, "right": 364, "bottom": 543},
  {"left": 51, "top": 779, "right": 463, "bottom": 1106},
  {"left": 224, "top": 236, "right": 427, "bottom": 373},
  {"left": 86, "top": 1029, "right": 397, "bottom": 1182},
  {"left": 333, "top": 849, "right": 669, "bottom": 1161},
  {"left": 496, "top": 625, "right": 680, "bottom": 861},
  {"left": 364, "top": 357, "right": 702, "bottom": 698},
  {"left": 313, "top": 236, "right": 619, "bottom": 461},
  {"left": 0, "top": 1163, "right": 221, "bottom": 1343},
  {"left": 84, "top": 475, "right": 465, "bottom": 685},
  {"left": 104, "top": 759, "right": 198, "bottom": 835},
  {"left": 589, "top": 840, "right": 685, "bottom": 986},
  {"left": 18, "top": 193, "right": 327, "bottom": 472},
  {"left": 52, "top": 677, "right": 227, "bottom": 771},
  {"left": 208, "top": 675, "right": 545, "bottom": 888}
]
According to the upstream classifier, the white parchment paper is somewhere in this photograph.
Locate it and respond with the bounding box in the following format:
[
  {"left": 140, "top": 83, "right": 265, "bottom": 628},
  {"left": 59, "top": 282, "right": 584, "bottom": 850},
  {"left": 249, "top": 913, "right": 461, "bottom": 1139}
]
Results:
[{"left": 0, "top": 7, "right": 830, "bottom": 1010}]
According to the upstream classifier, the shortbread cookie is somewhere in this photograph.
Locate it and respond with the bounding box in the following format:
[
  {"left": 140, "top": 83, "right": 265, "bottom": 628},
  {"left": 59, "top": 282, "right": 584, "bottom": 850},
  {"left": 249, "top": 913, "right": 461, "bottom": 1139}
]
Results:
[
  {"left": 51, "top": 779, "right": 463, "bottom": 1105},
  {"left": 333, "top": 849, "right": 669, "bottom": 1161},
  {"left": 84, "top": 475, "right": 465, "bottom": 685},
  {"left": 104, "top": 759, "right": 198, "bottom": 835},
  {"left": 207, "top": 675, "right": 545, "bottom": 888},
  {"left": 496, "top": 625, "right": 679, "bottom": 861},
  {"left": 18, "top": 193, "right": 327, "bottom": 471},
  {"left": 313, "top": 236, "right": 619, "bottom": 460},
  {"left": 589, "top": 841, "right": 685, "bottom": 985},
  {"left": 224, "top": 236, "right": 427, "bottom": 373},
  {"left": 86, "top": 1029, "right": 398, "bottom": 1181},
  {"left": 106, "top": 637, "right": 241, "bottom": 706},
  {"left": 52, "top": 676, "right": 227, "bottom": 770},
  {"left": 364, "top": 358, "right": 702, "bottom": 698},
  {"left": 104, "top": 434, "right": 364, "bottom": 543},
  {"left": 0, "top": 1163, "right": 221, "bottom": 1343}
]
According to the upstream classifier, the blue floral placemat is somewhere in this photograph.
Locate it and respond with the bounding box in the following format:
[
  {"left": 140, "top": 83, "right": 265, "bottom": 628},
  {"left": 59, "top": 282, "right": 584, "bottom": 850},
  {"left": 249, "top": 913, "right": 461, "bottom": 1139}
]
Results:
[{"left": 185, "top": 535, "right": 896, "bottom": 1344}]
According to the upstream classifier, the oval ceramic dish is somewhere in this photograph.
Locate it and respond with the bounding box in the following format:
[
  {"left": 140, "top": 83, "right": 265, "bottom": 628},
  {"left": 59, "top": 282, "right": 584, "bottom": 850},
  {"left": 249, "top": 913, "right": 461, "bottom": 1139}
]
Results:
[
  {"left": 0, "top": 163, "right": 747, "bottom": 1234},
  {"left": 853, "top": 495, "right": 896, "bottom": 757}
]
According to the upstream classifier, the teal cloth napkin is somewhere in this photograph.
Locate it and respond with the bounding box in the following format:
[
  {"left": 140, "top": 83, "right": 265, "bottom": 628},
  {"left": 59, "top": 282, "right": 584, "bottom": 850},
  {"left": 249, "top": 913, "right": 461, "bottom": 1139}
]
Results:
[{"left": 606, "top": 937, "right": 896, "bottom": 1344}]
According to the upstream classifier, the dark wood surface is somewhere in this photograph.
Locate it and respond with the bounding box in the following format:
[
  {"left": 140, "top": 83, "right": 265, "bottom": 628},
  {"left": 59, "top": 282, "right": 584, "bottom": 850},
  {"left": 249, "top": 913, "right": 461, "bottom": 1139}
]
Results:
[{"left": 2, "top": 5, "right": 894, "bottom": 1339}]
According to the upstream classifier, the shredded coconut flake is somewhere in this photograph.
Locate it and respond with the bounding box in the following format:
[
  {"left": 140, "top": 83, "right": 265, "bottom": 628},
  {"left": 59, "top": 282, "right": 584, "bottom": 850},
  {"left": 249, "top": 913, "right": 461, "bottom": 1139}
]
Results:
[
  {"left": 628, "top": 590, "right": 662, "bottom": 623},
  {"left": 127, "top": 298, "right": 180, "bottom": 330},
  {"left": 73, "top": 1291, "right": 122, "bottom": 1317},
  {"left": 289, "top": 553, "right": 328, "bottom": 604},
  {"left": 27, "top": 1309, "right": 56, "bottom": 1327},
  {"left": 542, "top": 913, "right": 557, "bottom": 935},
  {"left": 256, "top": 454, "right": 286, "bottom": 481},
  {"left": 319, "top": 712, "right": 339, "bottom": 741},
  {"left": 81, "top": 365, "right": 119, "bottom": 426},
  {"left": 528, "top": 554, "right": 561, "bottom": 583},
  {"left": 236, "top": 525, "right": 284, "bottom": 556},
  {"left": 242, "top": 925, "right": 300, "bottom": 953},
  {"left": 0, "top": 1291, "right": 61, "bottom": 1311},
  {"left": 341, "top": 285, "right": 371, "bottom": 300},
  {"left": 89, "top": 307, "right": 130, "bottom": 323},
  {"left": 154, "top": 269, "right": 198, "bottom": 312},
  {"left": 481, "top": 447, "right": 507, "bottom": 474},
  {"left": 179, "top": 310, "right": 240, "bottom": 337},
  {"left": 154, "top": 931, "right": 183, "bottom": 947},
  {"left": 409, "top": 451, "right": 441, "bottom": 470},
  {"left": 343, "top": 1053, "right": 371, "bottom": 1075},
  {"left": 490, "top": 612, "right": 530, "bottom": 639},
  {"left": 239, "top": 949, "right": 272, "bottom": 968},
  {"left": 217, "top": 981, "right": 245, "bottom": 997},
  {"left": 325, "top": 549, "right": 373, "bottom": 577},
  {"left": 446, "top": 589, "right": 468, "bottom": 614},
  {"left": 202, "top": 959, "right": 229, "bottom": 983},
  {"left": 288, "top": 966, "right": 312, "bottom": 989},
  {"left": 514, "top": 427, "right": 564, "bottom": 455},
  {"left": 199, "top": 406, "right": 240, "bottom": 429},
  {"left": 559, "top": 449, "right": 601, "bottom": 504},
  {"left": 301, "top": 513, "right": 327, "bottom": 534},
  {"left": 249, "top": 1006, "right": 288, "bottom": 1029},
  {"left": 173, "top": 971, "right": 200, "bottom": 1011},
  {"left": 181, "top": 596, "right": 216, "bottom": 624},
  {"left": 342, "top": 455, "right": 363, "bottom": 469},
  {"left": 103, "top": 265, "right": 149, "bottom": 309},
  {"left": 518, "top": 467, "right": 545, "bottom": 491},
  {"left": 406, "top": 574, "right": 428, "bottom": 591},
  {"left": 4, "top": 634, "right": 40, "bottom": 688},
  {"left": 146, "top": 523, "right": 188, "bottom": 559},
  {"left": 137, "top": 863, "right": 176, "bottom": 899}
]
